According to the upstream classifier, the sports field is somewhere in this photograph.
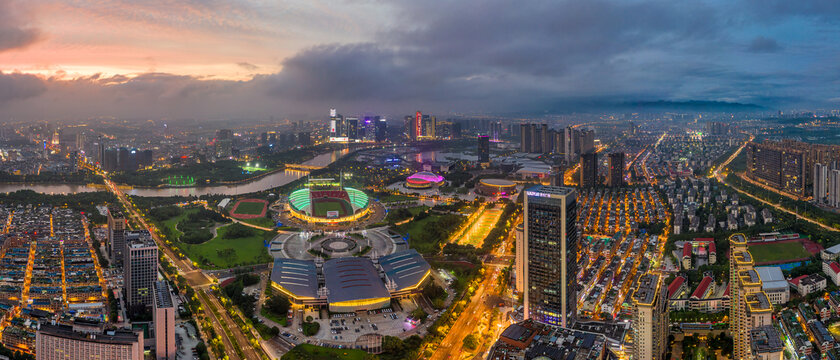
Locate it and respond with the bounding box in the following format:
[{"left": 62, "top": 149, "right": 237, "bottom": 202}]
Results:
[
  {"left": 312, "top": 199, "right": 351, "bottom": 217},
  {"left": 231, "top": 199, "right": 268, "bottom": 219},
  {"left": 749, "top": 241, "right": 812, "bottom": 263}
]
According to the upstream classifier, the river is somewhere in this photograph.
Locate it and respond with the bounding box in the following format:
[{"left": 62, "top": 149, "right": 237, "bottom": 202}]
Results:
[{"left": 0, "top": 149, "right": 349, "bottom": 197}]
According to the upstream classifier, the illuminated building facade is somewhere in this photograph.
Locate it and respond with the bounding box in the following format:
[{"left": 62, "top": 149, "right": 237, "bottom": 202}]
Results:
[
  {"left": 746, "top": 141, "right": 806, "bottom": 195},
  {"left": 124, "top": 232, "right": 158, "bottom": 309},
  {"left": 730, "top": 233, "right": 774, "bottom": 359},
  {"left": 632, "top": 272, "right": 669, "bottom": 360},
  {"left": 524, "top": 185, "right": 577, "bottom": 327}
]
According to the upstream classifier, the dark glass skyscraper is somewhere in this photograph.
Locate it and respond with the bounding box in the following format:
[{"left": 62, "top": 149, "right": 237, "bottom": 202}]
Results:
[
  {"left": 608, "top": 152, "right": 625, "bottom": 187},
  {"left": 524, "top": 185, "right": 577, "bottom": 327},
  {"left": 580, "top": 152, "right": 598, "bottom": 187},
  {"left": 477, "top": 135, "right": 490, "bottom": 165}
]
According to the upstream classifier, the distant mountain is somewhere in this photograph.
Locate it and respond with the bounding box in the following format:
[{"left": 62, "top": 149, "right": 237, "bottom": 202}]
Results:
[{"left": 619, "top": 100, "right": 764, "bottom": 112}]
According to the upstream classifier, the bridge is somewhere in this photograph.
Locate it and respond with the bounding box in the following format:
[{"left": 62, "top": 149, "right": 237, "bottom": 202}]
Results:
[{"left": 285, "top": 163, "right": 325, "bottom": 170}]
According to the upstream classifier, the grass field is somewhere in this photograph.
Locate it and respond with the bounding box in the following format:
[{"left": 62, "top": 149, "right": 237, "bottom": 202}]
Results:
[
  {"left": 378, "top": 193, "right": 416, "bottom": 203},
  {"left": 749, "top": 241, "right": 812, "bottom": 263},
  {"left": 232, "top": 200, "right": 267, "bottom": 215},
  {"left": 162, "top": 208, "right": 196, "bottom": 239},
  {"left": 242, "top": 216, "right": 276, "bottom": 228},
  {"left": 312, "top": 199, "right": 351, "bottom": 217},
  {"left": 181, "top": 223, "right": 274, "bottom": 269},
  {"left": 282, "top": 344, "right": 368, "bottom": 360}
]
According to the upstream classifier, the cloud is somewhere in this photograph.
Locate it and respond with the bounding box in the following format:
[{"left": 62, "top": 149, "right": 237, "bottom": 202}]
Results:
[
  {"left": 747, "top": 36, "right": 782, "bottom": 53},
  {"left": 237, "top": 62, "right": 259, "bottom": 71},
  {"left": 0, "top": 0, "right": 42, "bottom": 52},
  {"left": 0, "top": 72, "right": 47, "bottom": 102},
  {"left": 2, "top": 0, "right": 840, "bottom": 120}
]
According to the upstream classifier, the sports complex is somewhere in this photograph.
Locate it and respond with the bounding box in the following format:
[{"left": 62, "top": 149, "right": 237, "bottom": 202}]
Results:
[
  {"left": 286, "top": 178, "right": 372, "bottom": 224},
  {"left": 269, "top": 249, "right": 431, "bottom": 312},
  {"left": 405, "top": 171, "right": 445, "bottom": 189}
]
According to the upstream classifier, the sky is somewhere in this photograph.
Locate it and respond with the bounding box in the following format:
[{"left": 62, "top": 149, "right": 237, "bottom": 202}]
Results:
[{"left": 0, "top": 0, "right": 839, "bottom": 121}]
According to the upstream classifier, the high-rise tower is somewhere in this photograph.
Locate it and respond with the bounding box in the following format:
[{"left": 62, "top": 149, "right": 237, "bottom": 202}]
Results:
[{"left": 524, "top": 185, "right": 577, "bottom": 327}]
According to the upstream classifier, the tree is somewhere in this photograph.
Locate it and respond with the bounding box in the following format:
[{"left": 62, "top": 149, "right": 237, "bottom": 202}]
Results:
[{"left": 463, "top": 334, "right": 479, "bottom": 350}]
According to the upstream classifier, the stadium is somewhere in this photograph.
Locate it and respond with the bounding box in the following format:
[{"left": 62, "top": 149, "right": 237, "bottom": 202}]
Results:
[
  {"left": 475, "top": 178, "right": 517, "bottom": 196},
  {"left": 287, "top": 178, "right": 371, "bottom": 223},
  {"left": 405, "top": 171, "right": 445, "bottom": 189},
  {"left": 269, "top": 249, "right": 431, "bottom": 312}
]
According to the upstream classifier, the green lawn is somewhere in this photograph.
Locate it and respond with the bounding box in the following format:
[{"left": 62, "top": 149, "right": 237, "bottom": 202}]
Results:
[
  {"left": 312, "top": 200, "right": 351, "bottom": 217},
  {"left": 162, "top": 208, "right": 196, "bottom": 239},
  {"left": 242, "top": 216, "right": 276, "bottom": 228},
  {"left": 379, "top": 194, "right": 416, "bottom": 203},
  {"left": 260, "top": 308, "right": 287, "bottom": 326},
  {"left": 749, "top": 241, "right": 812, "bottom": 263},
  {"left": 181, "top": 224, "right": 274, "bottom": 269},
  {"left": 281, "top": 344, "right": 369, "bottom": 360},
  {"left": 233, "top": 201, "right": 267, "bottom": 215}
]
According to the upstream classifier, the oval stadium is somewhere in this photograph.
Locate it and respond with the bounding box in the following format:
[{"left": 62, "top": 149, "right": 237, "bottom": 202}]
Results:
[
  {"left": 476, "top": 178, "right": 517, "bottom": 196},
  {"left": 405, "top": 171, "right": 445, "bottom": 189},
  {"left": 287, "top": 185, "right": 371, "bottom": 224}
]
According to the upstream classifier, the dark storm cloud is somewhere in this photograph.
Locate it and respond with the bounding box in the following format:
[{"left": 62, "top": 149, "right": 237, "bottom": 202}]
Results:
[
  {"left": 0, "top": 72, "right": 46, "bottom": 102},
  {"left": 3, "top": 0, "right": 840, "bottom": 120},
  {"left": 0, "top": 0, "right": 42, "bottom": 52},
  {"left": 747, "top": 36, "right": 782, "bottom": 53}
]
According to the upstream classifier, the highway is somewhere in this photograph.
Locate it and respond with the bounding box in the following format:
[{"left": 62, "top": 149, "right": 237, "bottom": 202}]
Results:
[
  {"left": 98, "top": 175, "right": 265, "bottom": 360},
  {"left": 429, "top": 214, "right": 519, "bottom": 359}
]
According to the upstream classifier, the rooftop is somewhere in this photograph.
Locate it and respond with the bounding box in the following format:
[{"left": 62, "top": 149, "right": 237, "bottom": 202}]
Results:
[
  {"left": 38, "top": 323, "right": 140, "bottom": 346},
  {"left": 378, "top": 250, "right": 431, "bottom": 292},
  {"left": 733, "top": 250, "right": 753, "bottom": 264},
  {"left": 755, "top": 266, "right": 788, "bottom": 291},
  {"left": 750, "top": 325, "right": 784, "bottom": 354},
  {"left": 488, "top": 320, "right": 607, "bottom": 360},
  {"left": 154, "top": 281, "right": 173, "bottom": 308},
  {"left": 323, "top": 257, "right": 390, "bottom": 304},
  {"left": 745, "top": 292, "right": 772, "bottom": 314},
  {"left": 691, "top": 276, "right": 713, "bottom": 299},
  {"left": 525, "top": 185, "right": 575, "bottom": 198},
  {"left": 632, "top": 273, "right": 660, "bottom": 305},
  {"left": 270, "top": 258, "right": 319, "bottom": 300},
  {"left": 667, "top": 276, "right": 685, "bottom": 299}
]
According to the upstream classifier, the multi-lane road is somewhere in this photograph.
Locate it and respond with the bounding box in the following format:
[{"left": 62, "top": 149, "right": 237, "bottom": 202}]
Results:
[
  {"left": 100, "top": 176, "right": 264, "bottom": 360},
  {"left": 712, "top": 135, "right": 839, "bottom": 233}
]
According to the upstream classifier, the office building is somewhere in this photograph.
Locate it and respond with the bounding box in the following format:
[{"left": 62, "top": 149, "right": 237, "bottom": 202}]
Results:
[
  {"left": 580, "top": 152, "right": 598, "bottom": 187},
  {"left": 580, "top": 129, "right": 595, "bottom": 154},
  {"left": 831, "top": 169, "right": 840, "bottom": 208},
  {"left": 524, "top": 186, "right": 577, "bottom": 327},
  {"left": 564, "top": 127, "right": 574, "bottom": 162},
  {"left": 412, "top": 111, "right": 422, "bottom": 141},
  {"left": 375, "top": 118, "right": 387, "bottom": 142},
  {"left": 632, "top": 272, "right": 669, "bottom": 360},
  {"left": 298, "top": 132, "right": 311, "bottom": 146},
  {"left": 815, "top": 163, "right": 828, "bottom": 203},
  {"left": 550, "top": 165, "right": 564, "bottom": 187},
  {"left": 477, "top": 135, "right": 490, "bottom": 165},
  {"left": 35, "top": 322, "right": 143, "bottom": 360},
  {"left": 215, "top": 129, "right": 234, "bottom": 159},
  {"left": 608, "top": 152, "right": 625, "bottom": 187},
  {"left": 746, "top": 141, "right": 807, "bottom": 196},
  {"left": 107, "top": 208, "right": 126, "bottom": 267},
  {"left": 346, "top": 117, "right": 359, "bottom": 140},
  {"left": 520, "top": 123, "right": 533, "bottom": 153},
  {"left": 514, "top": 223, "right": 525, "bottom": 293},
  {"left": 154, "top": 281, "right": 176, "bottom": 360},
  {"left": 124, "top": 232, "right": 158, "bottom": 309},
  {"left": 730, "top": 233, "right": 774, "bottom": 359}
]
